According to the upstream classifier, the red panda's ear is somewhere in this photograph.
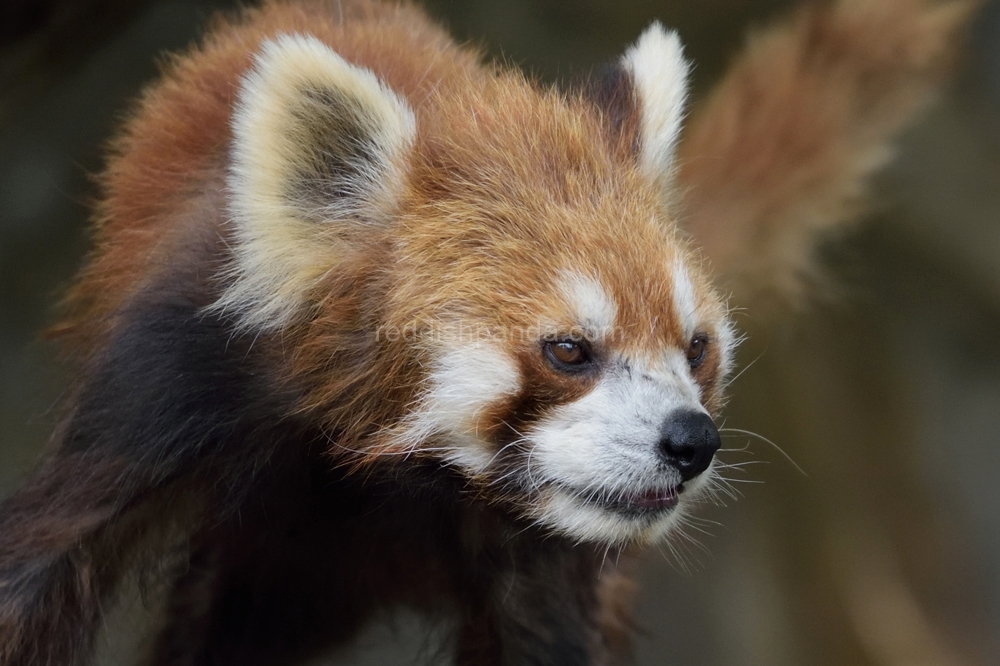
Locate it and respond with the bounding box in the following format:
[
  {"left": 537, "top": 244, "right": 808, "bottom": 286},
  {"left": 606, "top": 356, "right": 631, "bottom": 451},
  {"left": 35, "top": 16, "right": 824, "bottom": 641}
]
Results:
[
  {"left": 217, "top": 34, "right": 415, "bottom": 331},
  {"left": 620, "top": 23, "right": 691, "bottom": 191}
]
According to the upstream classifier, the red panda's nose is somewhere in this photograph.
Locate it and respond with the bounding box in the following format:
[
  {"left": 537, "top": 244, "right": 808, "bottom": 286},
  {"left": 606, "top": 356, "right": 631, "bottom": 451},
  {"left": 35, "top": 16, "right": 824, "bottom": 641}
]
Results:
[{"left": 658, "top": 410, "right": 721, "bottom": 482}]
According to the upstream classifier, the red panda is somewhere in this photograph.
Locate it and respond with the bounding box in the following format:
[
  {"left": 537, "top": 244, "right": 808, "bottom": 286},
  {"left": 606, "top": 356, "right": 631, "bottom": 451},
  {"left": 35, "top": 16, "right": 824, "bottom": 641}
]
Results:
[{"left": 0, "top": 0, "right": 969, "bottom": 664}]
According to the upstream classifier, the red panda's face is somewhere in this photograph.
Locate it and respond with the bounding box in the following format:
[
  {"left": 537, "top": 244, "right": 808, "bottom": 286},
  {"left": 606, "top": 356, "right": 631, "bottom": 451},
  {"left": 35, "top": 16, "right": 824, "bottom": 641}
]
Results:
[
  {"left": 385, "top": 206, "right": 736, "bottom": 545},
  {"left": 511, "top": 270, "right": 733, "bottom": 545},
  {"left": 404, "top": 281, "right": 734, "bottom": 544},
  {"left": 221, "top": 29, "right": 736, "bottom": 545}
]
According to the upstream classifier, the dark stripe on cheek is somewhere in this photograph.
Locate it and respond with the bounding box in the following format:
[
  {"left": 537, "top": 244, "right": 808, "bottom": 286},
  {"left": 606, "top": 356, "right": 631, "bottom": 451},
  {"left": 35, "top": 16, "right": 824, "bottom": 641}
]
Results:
[
  {"left": 479, "top": 348, "right": 598, "bottom": 452},
  {"left": 692, "top": 347, "right": 724, "bottom": 414}
]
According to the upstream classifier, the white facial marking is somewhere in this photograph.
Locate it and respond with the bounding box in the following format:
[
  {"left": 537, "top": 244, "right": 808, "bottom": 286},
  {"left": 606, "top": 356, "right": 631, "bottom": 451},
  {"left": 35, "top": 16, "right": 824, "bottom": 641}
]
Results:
[
  {"left": 622, "top": 23, "right": 690, "bottom": 181},
  {"left": 559, "top": 271, "right": 617, "bottom": 337},
  {"left": 672, "top": 258, "right": 699, "bottom": 339},
  {"left": 394, "top": 340, "right": 520, "bottom": 473},
  {"left": 526, "top": 353, "right": 710, "bottom": 543},
  {"left": 534, "top": 488, "right": 686, "bottom": 546}
]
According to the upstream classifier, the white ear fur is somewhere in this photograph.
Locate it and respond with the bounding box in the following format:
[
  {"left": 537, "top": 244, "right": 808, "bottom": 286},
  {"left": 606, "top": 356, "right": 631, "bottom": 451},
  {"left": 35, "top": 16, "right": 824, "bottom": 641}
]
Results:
[
  {"left": 216, "top": 34, "right": 416, "bottom": 331},
  {"left": 621, "top": 23, "right": 690, "bottom": 184}
]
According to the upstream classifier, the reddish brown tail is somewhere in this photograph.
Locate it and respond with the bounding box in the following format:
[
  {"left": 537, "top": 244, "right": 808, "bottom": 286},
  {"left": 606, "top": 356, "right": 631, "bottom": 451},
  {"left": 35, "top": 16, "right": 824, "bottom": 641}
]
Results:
[{"left": 678, "top": 0, "right": 974, "bottom": 305}]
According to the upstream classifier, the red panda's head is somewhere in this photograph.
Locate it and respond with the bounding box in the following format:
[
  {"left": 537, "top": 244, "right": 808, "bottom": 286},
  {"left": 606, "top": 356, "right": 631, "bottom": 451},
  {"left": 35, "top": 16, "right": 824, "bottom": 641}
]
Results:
[{"left": 216, "top": 28, "right": 736, "bottom": 546}]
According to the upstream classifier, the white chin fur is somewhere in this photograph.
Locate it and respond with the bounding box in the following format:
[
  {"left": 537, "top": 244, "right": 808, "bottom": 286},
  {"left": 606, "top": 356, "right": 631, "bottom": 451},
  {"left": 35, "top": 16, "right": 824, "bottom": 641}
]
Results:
[{"left": 528, "top": 482, "right": 700, "bottom": 546}]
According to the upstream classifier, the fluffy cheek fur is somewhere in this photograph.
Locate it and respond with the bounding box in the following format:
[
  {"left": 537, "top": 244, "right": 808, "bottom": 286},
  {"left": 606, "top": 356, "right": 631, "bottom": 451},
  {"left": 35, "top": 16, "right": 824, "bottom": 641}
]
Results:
[{"left": 386, "top": 339, "right": 522, "bottom": 471}]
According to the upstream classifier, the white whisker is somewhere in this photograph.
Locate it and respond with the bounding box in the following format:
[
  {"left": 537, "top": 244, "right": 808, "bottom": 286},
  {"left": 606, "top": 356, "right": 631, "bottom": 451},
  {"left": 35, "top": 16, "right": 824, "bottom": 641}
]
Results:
[{"left": 719, "top": 427, "right": 807, "bottom": 476}]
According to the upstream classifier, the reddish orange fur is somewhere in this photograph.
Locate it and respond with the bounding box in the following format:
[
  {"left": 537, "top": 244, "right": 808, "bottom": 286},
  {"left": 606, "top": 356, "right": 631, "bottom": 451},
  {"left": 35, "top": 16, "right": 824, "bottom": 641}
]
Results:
[
  {"left": 61, "top": 0, "right": 722, "bottom": 447},
  {"left": 0, "top": 1, "right": 973, "bottom": 664},
  {"left": 61, "top": 0, "right": 481, "bottom": 349},
  {"left": 302, "top": 75, "right": 719, "bottom": 444},
  {"left": 62, "top": 0, "right": 717, "bottom": 443}
]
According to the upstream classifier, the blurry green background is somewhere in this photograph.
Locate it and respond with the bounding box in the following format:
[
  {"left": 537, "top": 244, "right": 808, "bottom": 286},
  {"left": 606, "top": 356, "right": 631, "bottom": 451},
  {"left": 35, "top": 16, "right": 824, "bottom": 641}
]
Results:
[{"left": 2, "top": 0, "right": 999, "bottom": 664}]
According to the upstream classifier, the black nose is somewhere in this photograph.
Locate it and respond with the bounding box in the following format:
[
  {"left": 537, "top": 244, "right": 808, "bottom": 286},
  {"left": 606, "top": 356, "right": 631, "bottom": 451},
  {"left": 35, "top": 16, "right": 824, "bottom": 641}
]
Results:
[{"left": 658, "top": 410, "right": 721, "bottom": 481}]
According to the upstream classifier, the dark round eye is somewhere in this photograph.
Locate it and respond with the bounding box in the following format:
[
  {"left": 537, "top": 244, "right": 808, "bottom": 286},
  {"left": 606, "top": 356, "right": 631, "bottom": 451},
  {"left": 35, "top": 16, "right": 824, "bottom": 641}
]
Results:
[
  {"left": 686, "top": 334, "right": 709, "bottom": 368},
  {"left": 544, "top": 340, "right": 591, "bottom": 370}
]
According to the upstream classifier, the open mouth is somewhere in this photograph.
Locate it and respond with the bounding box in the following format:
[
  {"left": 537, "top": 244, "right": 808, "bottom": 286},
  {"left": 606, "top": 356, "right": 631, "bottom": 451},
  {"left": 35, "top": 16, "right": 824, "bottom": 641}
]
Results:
[{"left": 574, "top": 484, "right": 683, "bottom": 517}]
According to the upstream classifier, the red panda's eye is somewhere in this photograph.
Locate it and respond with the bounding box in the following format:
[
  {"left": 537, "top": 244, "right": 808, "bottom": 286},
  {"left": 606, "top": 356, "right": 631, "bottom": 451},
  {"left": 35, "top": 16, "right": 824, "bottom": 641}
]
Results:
[
  {"left": 544, "top": 340, "right": 591, "bottom": 370},
  {"left": 687, "top": 334, "right": 709, "bottom": 368}
]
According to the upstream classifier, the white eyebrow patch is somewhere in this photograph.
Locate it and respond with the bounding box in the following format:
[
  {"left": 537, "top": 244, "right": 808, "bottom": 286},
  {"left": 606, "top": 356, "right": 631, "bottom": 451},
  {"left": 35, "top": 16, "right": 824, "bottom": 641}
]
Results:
[
  {"left": 671, "top": 258, "right": 699, "bottom": 338},
  {"left": 559, "top": 271, "right": 618, "bottom": 337}
]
